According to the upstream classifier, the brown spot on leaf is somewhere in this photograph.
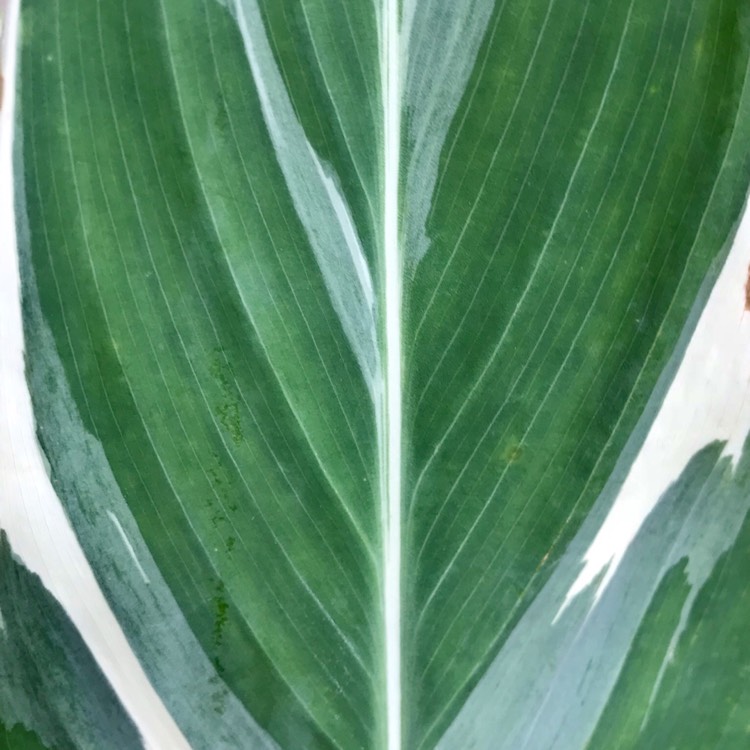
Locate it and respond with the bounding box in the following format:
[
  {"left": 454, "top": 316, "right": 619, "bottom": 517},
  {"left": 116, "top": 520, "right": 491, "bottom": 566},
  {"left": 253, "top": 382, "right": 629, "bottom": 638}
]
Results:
[
  {"left": 503, "top": 442, "right": 524, "bottom": 464},
  {"left": 745, "top": 263, "right": 750, "bottom": 311}
]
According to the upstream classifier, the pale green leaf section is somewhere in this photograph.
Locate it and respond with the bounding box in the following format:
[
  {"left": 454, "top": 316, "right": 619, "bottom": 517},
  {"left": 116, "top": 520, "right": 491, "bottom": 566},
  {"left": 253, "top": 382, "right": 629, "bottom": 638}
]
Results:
[
  {"left": 401, "top": 0, "right": 495, "bottom": 266},
  {"left": 215, "top": 0, "right": 380, "bottom": 396},
  {"left": 10, "top": 0, "right": 750, "bottom": 748}
]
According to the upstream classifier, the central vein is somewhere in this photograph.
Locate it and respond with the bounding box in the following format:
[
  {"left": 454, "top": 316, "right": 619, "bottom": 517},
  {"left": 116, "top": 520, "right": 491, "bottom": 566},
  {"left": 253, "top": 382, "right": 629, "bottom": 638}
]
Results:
[{"left": 381, "top": 0, "right": 402, "bottom": 747}]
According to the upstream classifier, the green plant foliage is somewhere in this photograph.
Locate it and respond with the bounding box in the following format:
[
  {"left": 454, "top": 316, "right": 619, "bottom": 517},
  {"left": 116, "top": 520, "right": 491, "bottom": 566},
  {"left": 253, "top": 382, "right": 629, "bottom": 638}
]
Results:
[
  {"left": 0, "top": 532, "right": 141, "bottom": 749},
  {"left": 11, "top": 0, "right": 750, "bottom": 747}
]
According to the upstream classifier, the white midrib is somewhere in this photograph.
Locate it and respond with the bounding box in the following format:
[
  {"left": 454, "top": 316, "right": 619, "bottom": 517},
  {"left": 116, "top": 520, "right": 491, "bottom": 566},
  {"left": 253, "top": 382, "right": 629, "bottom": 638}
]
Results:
[{"left": 381, "top": 0, "right": 402, "bottom": 748}]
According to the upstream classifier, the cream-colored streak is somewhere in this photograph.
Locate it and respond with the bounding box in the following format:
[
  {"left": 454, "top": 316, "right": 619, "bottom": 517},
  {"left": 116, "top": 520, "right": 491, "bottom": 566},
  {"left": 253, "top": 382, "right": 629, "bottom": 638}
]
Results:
[{"left": 107, "top": 511, "right": 151, "bottom": 586}]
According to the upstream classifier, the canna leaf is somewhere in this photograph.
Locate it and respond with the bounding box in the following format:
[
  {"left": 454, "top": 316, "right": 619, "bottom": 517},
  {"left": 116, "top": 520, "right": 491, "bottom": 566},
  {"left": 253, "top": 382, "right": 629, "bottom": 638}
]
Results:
[{"left": 9, "top": 0, "right": 750, "bottom": 748}]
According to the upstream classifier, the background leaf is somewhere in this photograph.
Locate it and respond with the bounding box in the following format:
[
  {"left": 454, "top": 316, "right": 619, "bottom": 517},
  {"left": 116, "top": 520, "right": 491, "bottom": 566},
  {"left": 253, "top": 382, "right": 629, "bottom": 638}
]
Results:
[{"left": 0, "top": 532, "right": 142, "bottom": 750}]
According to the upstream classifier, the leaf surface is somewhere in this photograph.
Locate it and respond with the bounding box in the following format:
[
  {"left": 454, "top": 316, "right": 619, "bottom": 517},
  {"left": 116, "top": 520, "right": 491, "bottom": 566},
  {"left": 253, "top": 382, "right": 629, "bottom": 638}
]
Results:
[
  {"left": 0, "top": 532, "right": 142, "bottom": 750},
  {"left": 13, "top": 0, "right": 750, "bottom": 748}
]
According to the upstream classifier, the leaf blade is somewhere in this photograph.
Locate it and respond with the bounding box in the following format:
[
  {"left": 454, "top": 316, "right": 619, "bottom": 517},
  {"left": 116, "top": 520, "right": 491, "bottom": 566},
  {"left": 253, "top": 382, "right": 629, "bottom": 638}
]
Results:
[{"left": 12, "top": 0, "right": 750, "bottom": 747}]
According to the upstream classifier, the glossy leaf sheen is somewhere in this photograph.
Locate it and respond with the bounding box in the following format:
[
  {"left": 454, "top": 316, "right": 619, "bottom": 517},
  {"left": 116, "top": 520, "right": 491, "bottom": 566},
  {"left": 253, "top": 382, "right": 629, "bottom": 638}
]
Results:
[{"left": 15, "top": 0, "right": 750, "bottom": 748}]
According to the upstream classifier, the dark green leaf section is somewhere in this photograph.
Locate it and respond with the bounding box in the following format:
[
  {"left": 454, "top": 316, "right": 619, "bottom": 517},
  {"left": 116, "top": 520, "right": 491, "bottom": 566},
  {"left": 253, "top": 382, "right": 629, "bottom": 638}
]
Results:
[
  {"left": 0, "top": 532, "right": 141, "bottom": 750},
  {"left": 0, "top": 723, "right": 49, "bottom": 750},
  {"left": 21, "top": 279, "right": 280, "bottom": 750},
  {"left": 404, "top": 0, "right": 750, "bottom": 744},
  {"left": 19, "top": 0, "right": 379, "bottom": 747},
  {"left": 587, "top": 440, "right": 750, "bottom": 750}
]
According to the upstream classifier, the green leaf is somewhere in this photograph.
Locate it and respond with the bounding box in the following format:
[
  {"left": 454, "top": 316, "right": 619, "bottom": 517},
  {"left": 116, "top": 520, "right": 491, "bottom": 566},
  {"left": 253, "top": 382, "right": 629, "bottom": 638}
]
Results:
[
  {"left": 0, "top": 532, "right": 142, "bottom": 750},
  {"left": 11, "top": 0, "right": 750, "bottom": 748}
]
